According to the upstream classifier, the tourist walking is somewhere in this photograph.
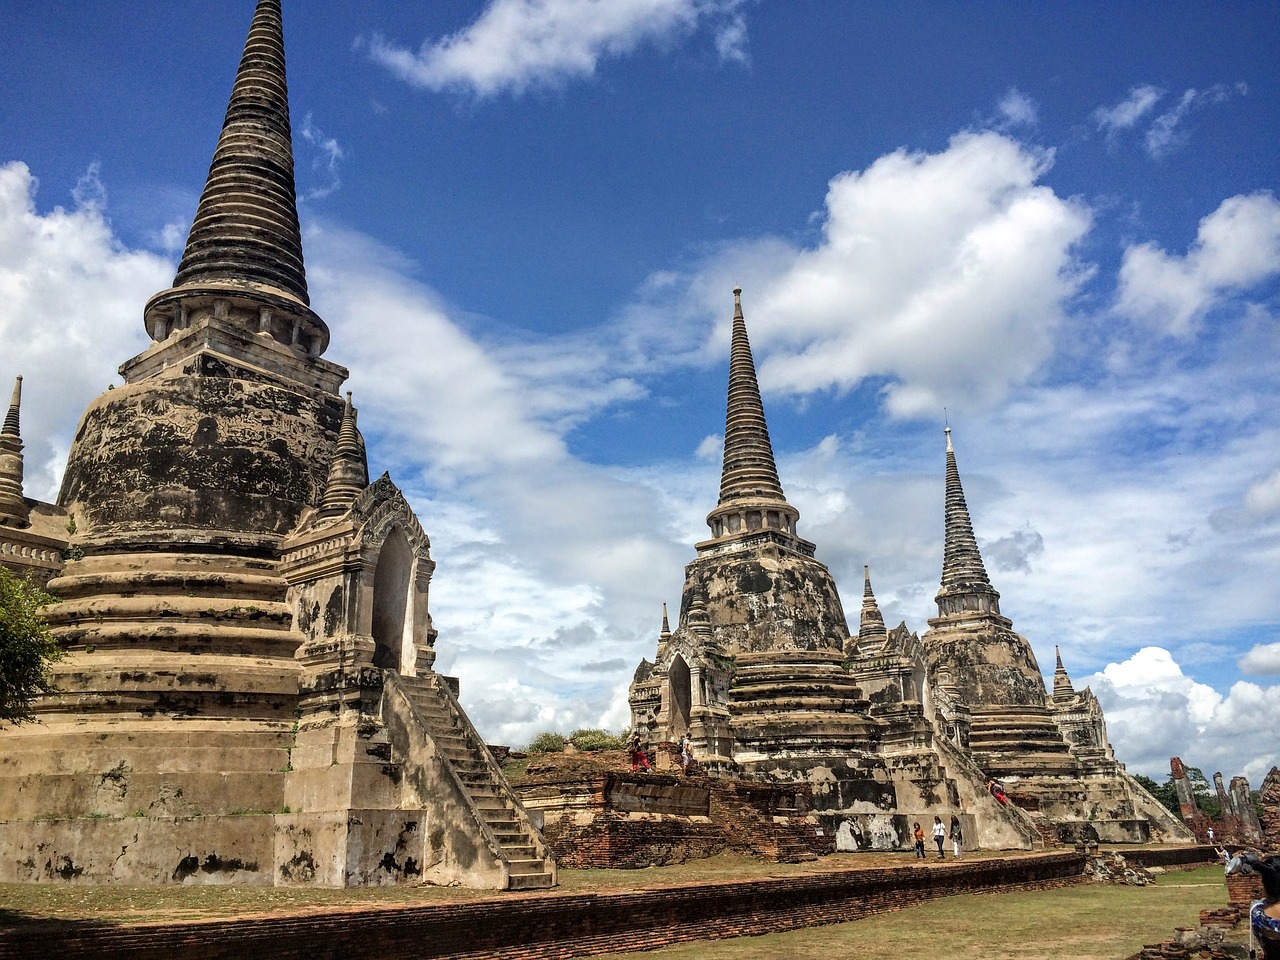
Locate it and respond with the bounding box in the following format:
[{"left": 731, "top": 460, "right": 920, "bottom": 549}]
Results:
[
  {"left": 678, "top": 732, "right": 693, "bottom": 774},
  {"left": 1242, "top": 854, "right": 1280, "bottom": 959},
  {"left": 932, "top": 815, "right": 946, "bottom": 859},
  {"left": 913, "top": 821, "right": 926, "bottom": 859},
  {"left": 949, "top": 815, "right": 963, "bottom": 859},
  {"left": 627, "top": 732, "right": 650, "bottom": 773}
]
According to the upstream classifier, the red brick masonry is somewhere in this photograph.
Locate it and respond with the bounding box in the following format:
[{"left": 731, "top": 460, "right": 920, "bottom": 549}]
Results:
[{"left": 0, "top": 853, "right": 1086, "bottom": 960}]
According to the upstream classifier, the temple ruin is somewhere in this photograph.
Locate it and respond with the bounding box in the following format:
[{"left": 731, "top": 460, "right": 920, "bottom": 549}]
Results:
[
  {"left": 629, "top": 289, "right": 1190, "bottom": 850},
  {"left": 0, "top": 0, "right": 553, "bottom": 889}
]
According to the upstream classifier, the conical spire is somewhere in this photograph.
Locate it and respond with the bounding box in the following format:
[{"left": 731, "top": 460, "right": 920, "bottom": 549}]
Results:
[
  {"left": 143, "top": 0, "right": 329, "bottom": 358},
  {"left": 705, "top": 288, "right": 799, "bottom": 540},
  {"left": 3, "top": 376, "right": 21, "bottom": 436},
  {"left": 0, "top": 375, "right": 29, "bottom": 526},
  {"left": 1052, "top": 646, "right": 1075, "bottom": 698},
  {"left": 317, "top": 392, "right": 369, "bottom": 519},
  {"left": 935, "top": 427, "right": 1001, "bottom": 617},
  {"left": 660, "top": 603, "right": 672, "bottom": 641},
  {"left": 858, "top": 564, "right": 889, "bottom": 648}
]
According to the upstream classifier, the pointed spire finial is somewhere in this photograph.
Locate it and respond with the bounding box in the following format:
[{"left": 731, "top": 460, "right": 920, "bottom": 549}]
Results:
[
  {"left": 705, "top": 287, "right": 799, "bottom": 541},
  {"left": 3, "top": 376, "right": 21, "bottom": 436},
  {"left": 660, "top": 602, "right": 671, "bottom": 639},
  {"left": 935, "top": 426, "right": 1001, "bottom": 618},
  {"left": 0, "top": 374, "right": 28, "bottom": 525},
  {"left": 1052, "top": 645, "right": 1075, "bottom": 697},
  {"left": 317, "top": 391, "right": 369, "bottom": 520},
  {"left": 143, "top": 0, "right": 330, "bottom": 358},
  {"left": 858, "top": 563, "right": 888, "bottom": 647}
]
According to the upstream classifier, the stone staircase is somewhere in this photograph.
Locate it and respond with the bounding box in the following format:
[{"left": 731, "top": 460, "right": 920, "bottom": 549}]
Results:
[{"left": 392, "top": 672, "right": 557, "bottom": 890}]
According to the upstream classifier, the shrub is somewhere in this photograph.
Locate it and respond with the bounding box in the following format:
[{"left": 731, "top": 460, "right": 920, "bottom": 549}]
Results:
[
  {"left": 568, "top": 728, "right": 628, "bottom": 752},
  {"left": 526, "top": 731, "right": 567, "bottom": 754}
]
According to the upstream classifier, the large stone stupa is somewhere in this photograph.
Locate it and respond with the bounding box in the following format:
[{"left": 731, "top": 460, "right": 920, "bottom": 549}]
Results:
[{"left": 0, "top": 0, "right": 554, "bottom": 890}]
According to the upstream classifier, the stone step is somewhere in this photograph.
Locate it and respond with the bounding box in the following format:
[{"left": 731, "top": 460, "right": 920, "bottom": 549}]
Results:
[{"left": 508, "top": 871, "right": 556, "bottom": 890}]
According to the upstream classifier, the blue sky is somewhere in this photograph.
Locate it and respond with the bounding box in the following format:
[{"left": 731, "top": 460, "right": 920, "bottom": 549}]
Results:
[{"left": 1, "top": 1, "right": 1278, "bottom": 782}]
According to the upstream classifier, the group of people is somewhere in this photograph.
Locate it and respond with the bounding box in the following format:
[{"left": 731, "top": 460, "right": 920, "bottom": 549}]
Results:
[
  {"left": 626, "top": 731, "right": 694, "bottom": 774},
  {"left": 913, "top": 815, "right": 963, "bottom": 860}
]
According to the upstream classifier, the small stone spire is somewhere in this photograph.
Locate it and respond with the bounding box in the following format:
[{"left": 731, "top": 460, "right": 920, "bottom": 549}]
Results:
[
  {"left": 660, "top": 603, "right": 672, "bottom": 641},
  {"left": 0, "top": 376, "right": 30, "bottom": 526},
  {"left": 705, "top": 288, "right": 800, "bottom": 540},
  {"left": 858, "top": 564, "right": 889, "bottom": 648},
  {"left": 143, "top": 0, "right": 329, "bottom": 357},
  {"left": 935, "top": 427, "right": 1001, "bottom": 618},
  {"left": 317, "top": 392, "right": 369, "bottom": 519},
  {"left": 1052, "top": 646, "right": 1075, "bottom": 698},
  {"left": 686, "top": 590, "right": 713, "bottom": 639}
]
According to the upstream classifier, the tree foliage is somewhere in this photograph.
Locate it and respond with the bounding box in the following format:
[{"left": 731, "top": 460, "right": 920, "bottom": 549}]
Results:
[
  {"left": 1133, "top": 774, "right": 1181, "bottom": 815},
  {"left": 0, "top": 567, "right": 61, "bottom": 724}
]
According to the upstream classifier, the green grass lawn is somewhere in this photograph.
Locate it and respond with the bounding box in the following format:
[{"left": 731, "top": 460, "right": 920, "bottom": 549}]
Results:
[{"left": 588, "top": 866, "right": 1231, "bottom": 960}]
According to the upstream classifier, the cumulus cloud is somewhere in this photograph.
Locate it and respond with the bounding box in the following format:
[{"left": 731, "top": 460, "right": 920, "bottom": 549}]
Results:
[
  {"left": 1115, "top": 191, "right": 1280, "bottom": 337},
  {"left": 368, "top": 0, "right": 749, "bottom": 98},
  {"left": 0, "top": 161, "right": 169, "bottom": 500},
  {"left": 1086, "top": 647, "right": 1280, "bottom": 781},
  {"left": 1093, "top": 84, "right": 1164, "bottom": 136},
  {"left": 1240, "top": 643, "right": 1280, "bottom": 676},
  {"left": 692, "top": 131, "right": 1092, "bottom": 417}
]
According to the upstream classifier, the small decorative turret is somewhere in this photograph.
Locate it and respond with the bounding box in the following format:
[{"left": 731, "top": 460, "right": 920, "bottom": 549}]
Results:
[
  {"left": 1052, "top": 646, "right": 1076, "bottom": 699},
  {"left": 704, "top": 288, "right": 801, "bottom": 543},
  {"left": 858, "top": 564, "right": 889, "bottom": 649},
  {"left": 317, "top": 392, "right": 369, "bottom": 519},
  {"left": 686, "top": 590, "right": 713, "bottom": 639},
  {"left": 935, "top": 427, "right": 1002, "bottom": 619},
  {"left": 656, "top": 602, "right": 672, "bottom": 659},
  {"left": 0, "top": 376, "right": 30, "bottom": 526}
]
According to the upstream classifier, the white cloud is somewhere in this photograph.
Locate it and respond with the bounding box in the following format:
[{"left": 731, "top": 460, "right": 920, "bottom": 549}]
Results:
[
  {"left": 1086, "top": 647, "right": 1280, "bottom": 782},
  {"left": 1145, "top": 83, "right": 1245, "bottom": 158},
  {"left": 368, "top": 0, "right": 748, "bottom": 98},
  {"left": 689, "top": 131, "right": 1092, "bottom": 417},
  {"left": 997, "top": 88, "right": 1037, "bottom": 128},
  {"left": 1116, "top": 191, "right": 1280, "bottom": 337},
  {"left": 1240, "top": 643, "right": 1280, "bottom": 676},
  {"left": 0, "top": 161, "right": 169, "bottom": 500},
  {"left": 299, "top": 114, "right": 345, "bottom": 202},
  {"left": 1093, "top": 84, "right": 1164, "bottom": 135}
]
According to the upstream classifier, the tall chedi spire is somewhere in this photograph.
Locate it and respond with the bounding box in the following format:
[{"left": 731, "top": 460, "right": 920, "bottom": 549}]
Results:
[
  {"left": 704, "top": 288, "right": 801, "bottom": 544},
  {"left": 0, "top": 376, "right": 29, "bottom": 526},
  {"left": 935, "top": 426, "right": 1002, "bottom": 620},
  {"left": 141, "top": 0, "right": 329, "bottom": 361},
  {"left": 1052, "top": 646, "right": 1076, "bottom": 699}
]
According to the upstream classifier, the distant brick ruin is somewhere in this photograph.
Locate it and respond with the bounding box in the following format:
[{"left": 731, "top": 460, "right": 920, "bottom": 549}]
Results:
[
  {"left": 0, "top": 0, "right": 552, "bottom": 890},
  {"left": 1169, "top": 756, "right": 1266, "bottom": 848},
  {"left": 629, "top": 290, "right": 1189, "bottom": 852}
]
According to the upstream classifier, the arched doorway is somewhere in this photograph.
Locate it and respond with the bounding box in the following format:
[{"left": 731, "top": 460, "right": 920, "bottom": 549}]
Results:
[
  {"left": 667, "top": 655, "right": 692, "bottom": 740},
  {"left": 371, "top": 527, "right": 413, "bottom": 670}
]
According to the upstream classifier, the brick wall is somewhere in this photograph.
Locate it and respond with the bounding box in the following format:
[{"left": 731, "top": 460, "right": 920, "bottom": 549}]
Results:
[
  {"left": 1119, "top": 845, "right": 1219, "bottom": 870},
  {"left": 0, "top": 853, "right": 1086, "bottom": 960}
]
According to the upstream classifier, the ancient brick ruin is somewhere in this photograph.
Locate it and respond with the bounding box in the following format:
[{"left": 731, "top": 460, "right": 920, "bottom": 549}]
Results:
[
  {"left": 0, "top": 0, "right": 552, "bottom": 889},
  {"left": 1169, "top": 756, "right": 1266, "bottom": 848},
  {"left": 629, "top": 290, "right": 1190, "bottom": 851}
]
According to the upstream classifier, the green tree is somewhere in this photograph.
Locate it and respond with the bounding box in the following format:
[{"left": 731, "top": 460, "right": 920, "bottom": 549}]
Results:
[
  {"left": 1133, "top": 774, "right": 1181, "bottom": 815},
  {"left": 0, "top": 567, "right": 61, "bottom": 724}
]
